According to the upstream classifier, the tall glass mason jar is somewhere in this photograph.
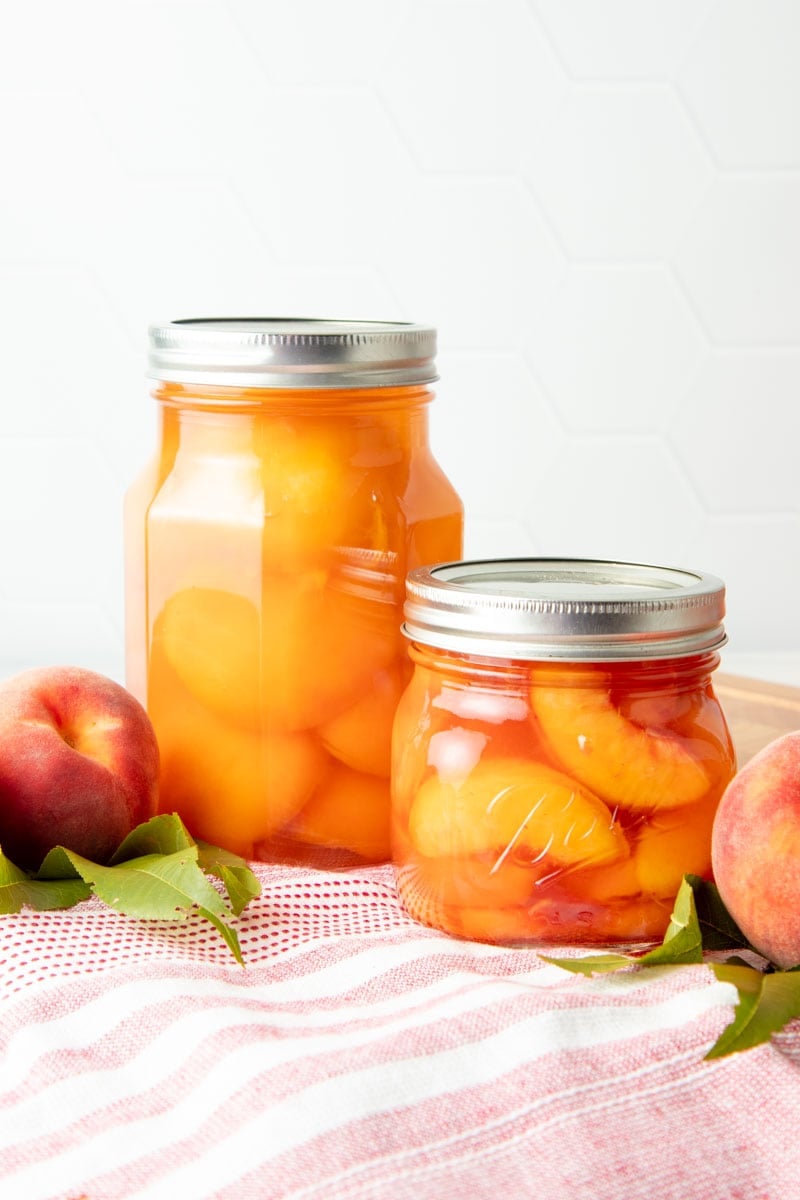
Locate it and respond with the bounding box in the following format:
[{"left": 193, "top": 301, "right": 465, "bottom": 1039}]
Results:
[
  {"left": 392, "top": 559, "right": 736, "bottom": 946},
  {"left": 125, "top": 319, "right": 464, "bottom": 865}
]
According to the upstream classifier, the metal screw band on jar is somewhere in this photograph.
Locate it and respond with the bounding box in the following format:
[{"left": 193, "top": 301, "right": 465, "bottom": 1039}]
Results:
[
  {"left": 402, "top": 558, "right": 727, "bottom": 662},
  {"left": 147, "top": 318, "right": 438, "bottom": 389}
]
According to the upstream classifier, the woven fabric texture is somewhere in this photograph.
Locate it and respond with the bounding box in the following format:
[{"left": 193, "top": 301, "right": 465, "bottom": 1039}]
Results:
[{"left": 0, "top": 862, "right": 797, "bottom": 1200}]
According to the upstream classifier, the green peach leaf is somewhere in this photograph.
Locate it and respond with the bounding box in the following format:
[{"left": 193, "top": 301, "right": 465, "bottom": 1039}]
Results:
[
  {"left": 197, "top": 906, "right": 245, "bottom": 965},
  {"left": 216, "top": 866, "right": 260, "bottom": 917},
  {"left": 0, "top": 877, "right": 91, "bottom": 913},
  {"left": 684, "top": 874, "right": 754, "bottom": 953},
  {"left": 0, "top": 850, "right": 29, "bottom": 886},
  {"left": 706, "top": 963, "right": 800, "bottom": 1058},
  {"left": 196, "top": 841, "right": 261, "bottom": 916},
  {"left": 57, "top": 847, "right": 229, "bottom": 920},
  {"left": 7, "top": 836, "right": 249, "bottom": 963},
  {"left": 109, "top": 812, "right": 196, "bottom": 864},
  {"left": 636, "top": 878, "right": 703, "bottom": 966},
  {"left": 538, "top": 953, "right": 633, "bottom": 976},
  {"left": 541, "top": 880, "right": 702, "bottom": 976},
  {"left": 35, "top": 845, "right": 84, "bottom": 880},
  {"left": 0, "top": 848, "right": 90, "bottom": 912},
  {"left": 63, "top": 847, "right": 246, "bottom": 965}
]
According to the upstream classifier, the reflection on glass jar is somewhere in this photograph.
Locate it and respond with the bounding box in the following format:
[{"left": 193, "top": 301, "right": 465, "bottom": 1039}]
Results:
[
  {"left": 392, "top": 559, "right": 736, "bottom": 947},
  {"left": 125, "top": 319, "right": 463, "bottom": 865}
]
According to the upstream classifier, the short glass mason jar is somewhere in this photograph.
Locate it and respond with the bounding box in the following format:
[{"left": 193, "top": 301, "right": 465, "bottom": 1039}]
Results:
[
  {"left": 391, "top": 559, "right": 736, "bottom": 946},
  {"left": 124, "top": 318, "right": 464, "bottom": 865}
]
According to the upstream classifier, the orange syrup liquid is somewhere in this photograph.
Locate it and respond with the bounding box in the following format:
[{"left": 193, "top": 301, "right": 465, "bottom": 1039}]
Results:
[
  {"left": 391, "top": 651, "right": 736, "bottom": 946},
  {"left": 125, "top": 382, "right": 463, "bottom": 864}
]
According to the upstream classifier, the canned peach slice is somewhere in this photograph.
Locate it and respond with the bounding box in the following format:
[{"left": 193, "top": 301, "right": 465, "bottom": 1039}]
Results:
[
  {"left": 632, "top": 794, "right": 717, "bottom": 896},
  {"left": 320, "top": 665, "right": 407, "bottom": 777},
  {"left": 392, "top": 845, "right": 536, "bottom": 941},
  {"left": 396, "top": 855, "right": 535, "bottom": 913},
  {"left": 587, "top": 896, "right": 674, "bottom": 943},
  {"left": 289, "top": 764, "right": 391, "bottom": 862},
  {"left": 439, "top": 897, "right": 559, "bottom": 945},
  {"left": 566, "top": 793, "right": 718, "bottom": 904},
  {"left": 157, "top": 586, "right": 261, "bottom": 729},
  {"left": 445, "top": 904, "right": 540, "bottom": 944},
  {"left": 392, "top": 821, "right": 535, "bottom": 913},
  {"left": 157, "top": 571, "right": 397, "bottom": 733},
  {"left": 261, "top": 570, "right": 398, "bottom": 731},
  {"left": 530, "top": 673, "right": 710, "bottom": 811},
  {"left": 390, "top": 665, "right": 444, "bottom": 809},
  {"left": 408, "top": 757, "right": 628, "bottom": 868},
  {"left": 520, "top": 894, "right": 673, "bottom": 946},
  {"left": 618, "top": 688, "right": 692, "bottom": 732},
  {"left": 152, "top": 682, "right": 326, "bottom": 858},
  {"left": 558, "top": 853, "right": 641, "bottom": 904},
  {"left": 259, "top": 417, "right": 354, "bottom": 561},
  {"left": 165, "top": 725, "right": 324, "bottom": 858}
]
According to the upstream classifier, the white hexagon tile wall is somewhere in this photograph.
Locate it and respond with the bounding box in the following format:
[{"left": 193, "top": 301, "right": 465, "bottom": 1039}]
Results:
[{"left": 0, "top": 0, "right": 798, "bottom": 683}]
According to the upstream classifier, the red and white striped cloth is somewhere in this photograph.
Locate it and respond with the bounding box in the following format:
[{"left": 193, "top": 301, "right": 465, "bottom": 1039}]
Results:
[{"left": 0, "top": 862, "right": 797, "bottom": 1200}]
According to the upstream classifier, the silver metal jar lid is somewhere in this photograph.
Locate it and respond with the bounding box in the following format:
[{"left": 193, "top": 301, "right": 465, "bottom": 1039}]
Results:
[
  {"left": 147, "top": 318, "right": 437, "bottom": 389},
  {"left": 403, "top": 558, "right": 728, "bottom": 661}
]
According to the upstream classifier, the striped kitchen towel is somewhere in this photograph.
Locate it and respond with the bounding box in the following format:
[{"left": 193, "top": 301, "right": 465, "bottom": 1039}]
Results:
[{"left": 0, "top": 862, "right": 796, "bottom": 1200}]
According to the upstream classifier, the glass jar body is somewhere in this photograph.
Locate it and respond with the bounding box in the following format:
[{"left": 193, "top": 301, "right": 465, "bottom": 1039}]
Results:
[
  {"left": 125, "top": 381, "right": 463, "bottom": 864},
  {"left": 391, "top": 646, "right": 736, "bottom": 945}
]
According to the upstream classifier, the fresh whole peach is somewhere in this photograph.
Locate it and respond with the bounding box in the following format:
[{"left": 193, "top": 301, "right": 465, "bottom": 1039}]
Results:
[
  {"left": 0, "top": 666, "right": 159, "bottom": 870},
  {"left": 711, "top": 730, "right": 800, "bottom": 969}
]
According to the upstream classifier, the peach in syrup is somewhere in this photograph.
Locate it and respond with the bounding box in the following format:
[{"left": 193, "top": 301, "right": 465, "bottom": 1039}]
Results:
[
  {"left": 529, "top": 666, "right": 711, "bottom": 811},
  {"left": 149, "top": 648, "right": 325, "bottom": 859},
  {"left": 320, "top": 664, "right": 409, "bottom": 778},
  {"left": 127, "top": 321, "right": 464, "bottom": 865},
  {"left": 288, "top": 764, "right": 392, "bottom": 863},
  {"left": 407, "top": 756, "right": 628, "bottom": 868},
  {"left": 157, "top": 569, "right": 399, "bottom": 735},
  {"left": 392, "top": 559, "right": 735, "bottom": 946},
  {"left": 259, "top": 415, "right": 355, "bottom": 563}
]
